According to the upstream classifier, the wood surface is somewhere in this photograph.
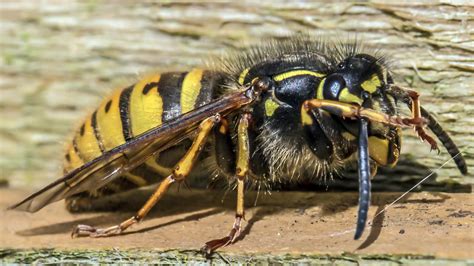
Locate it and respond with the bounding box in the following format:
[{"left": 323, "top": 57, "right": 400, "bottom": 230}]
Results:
[
  {"left": 1, "top": 188, "right": 473, "bottom": 262},
  {"left": 0, "top": 1, "right": 472, "bottom": 189}
]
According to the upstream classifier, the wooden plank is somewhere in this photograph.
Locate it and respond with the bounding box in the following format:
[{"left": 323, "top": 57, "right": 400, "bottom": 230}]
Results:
[
  {"left": 0, "top": 188, "right": 473, "bottom": 261},
  {"left": 0, "top": 1, "right": 472, "bottom": 189}
]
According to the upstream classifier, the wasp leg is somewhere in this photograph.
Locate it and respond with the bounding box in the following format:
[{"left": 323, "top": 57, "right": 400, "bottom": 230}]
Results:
[
  {"left": 388, "top": 85, "right": 467, "bottom": 174},
  {"left": 71, "top": 114, "right": 221, "bottom": 238},
  {"left": 202, "top": 113, "right": 251, "bottom": 255},
  {"left": 388, "top": 85, "right": 439, "bottom": 152},
  {"left": 303, "top": 99, "right": 425, "bottom": 128}
]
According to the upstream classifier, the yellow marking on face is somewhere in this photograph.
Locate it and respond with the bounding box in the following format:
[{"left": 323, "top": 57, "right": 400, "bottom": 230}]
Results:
[
  {"left": 74, "top": 116, "right": 102, "bottom": 162},
  {"left": 273, "top": 70, "right": 324, "bottom": 82},
  {"left": 342, "top": 131, "right": 356, "bottom": 141},
  {"left": 96, "top": 89, "right": 126, "bottom": 150},
  {"left": 361, "top": 74, "right": 381, "bottom": 93},
  {"left": 129, "top": 74, "right": 163, "bottom": 136},
  {"left": 368, "top": 136, "right": 389, "bottom": 166},
  {"left": 339, "top": 88, "right": 362, "bottom": 104},
  {"left": 316, "top": 78, "right": 325, "bottom": 99},
  {"left": 238, "top": 68, "right": 250, "bottom": 85},
  {"left": 301, "top": 105, "right": 313, "bottom": 125},
  {"left": 181, "top": 69, "right": 204, "bottom": 114},
  {"left": 264, "top": 98, "right": 280, "bottom": 117}
]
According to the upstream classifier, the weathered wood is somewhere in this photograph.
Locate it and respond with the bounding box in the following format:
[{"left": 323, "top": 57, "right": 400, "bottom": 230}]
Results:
[
  {"left": 1, "top": 188, "right": 473, "bottom": 261},
  {"left": 1, "top": 249, "right": 470, "bottom": 264},
  {"left": 0, "top": 1, "right": 472, "bottom": 189}
]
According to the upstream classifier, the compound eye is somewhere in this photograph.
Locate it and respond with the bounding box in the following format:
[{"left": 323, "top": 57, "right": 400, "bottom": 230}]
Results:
[{"left": 323, "top": 74, "right": 346, "bottom": 100}]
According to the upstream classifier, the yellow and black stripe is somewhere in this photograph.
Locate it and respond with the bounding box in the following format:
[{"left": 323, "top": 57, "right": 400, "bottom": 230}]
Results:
[
  {"left": 64, "top": 69, "right": 222, "bottom": 195},
  {"left": 119, "top": 85, "right": 134, "bottom": 141}
]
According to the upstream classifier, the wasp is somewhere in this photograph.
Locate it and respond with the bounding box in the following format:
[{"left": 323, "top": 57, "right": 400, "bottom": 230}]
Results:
[{"left": 9, "top": 36, "right": 468, "bottom": 254}]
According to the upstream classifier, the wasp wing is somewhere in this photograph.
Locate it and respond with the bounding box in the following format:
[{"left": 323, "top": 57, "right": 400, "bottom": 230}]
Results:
[{"left": 9, "top": 90, "right": 251, "bottom": 212}]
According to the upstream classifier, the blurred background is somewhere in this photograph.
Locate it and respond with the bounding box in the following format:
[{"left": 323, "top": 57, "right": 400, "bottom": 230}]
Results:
[{"left": 0, "top": 1, "right": 472, "bottom": 191}]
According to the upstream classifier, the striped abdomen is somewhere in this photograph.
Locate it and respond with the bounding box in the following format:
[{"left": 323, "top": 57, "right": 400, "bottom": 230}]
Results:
[{"left": 63, "top": 69, "right": 225, "bottom": 197}]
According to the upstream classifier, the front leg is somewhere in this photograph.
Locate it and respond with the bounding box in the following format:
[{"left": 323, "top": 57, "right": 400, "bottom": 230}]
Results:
[
  {"left": 388, "top": 85, "right": 467, "bottom": 174},
  {"left": 387, "top": 85, "right": 439, "bottom": 152},
  {"left": 202, "top": 113, "right": 251, "bottom": 255},
  {"left": 303, "top": 99, "right": 427, "bottom": 128}
]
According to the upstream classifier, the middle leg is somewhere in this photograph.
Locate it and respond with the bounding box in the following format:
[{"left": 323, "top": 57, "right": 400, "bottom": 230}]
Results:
[{"left": 202, "top": 113, "right": 252, "bottom": 254}]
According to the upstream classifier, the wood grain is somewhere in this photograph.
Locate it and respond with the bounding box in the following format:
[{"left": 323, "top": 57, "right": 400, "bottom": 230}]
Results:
[{"left": 0, "top": 1, "right": 472, "bottom": 189}]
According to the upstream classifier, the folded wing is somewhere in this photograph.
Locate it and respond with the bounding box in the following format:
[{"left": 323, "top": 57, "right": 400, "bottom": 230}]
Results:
[{"left": 9, "top": 90, "right": 251, "bottom": 212}]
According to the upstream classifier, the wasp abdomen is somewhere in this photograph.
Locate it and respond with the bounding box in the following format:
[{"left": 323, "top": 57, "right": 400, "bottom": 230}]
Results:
[{"left": 63, "top": 69, "right": 224, "bottom": 203}]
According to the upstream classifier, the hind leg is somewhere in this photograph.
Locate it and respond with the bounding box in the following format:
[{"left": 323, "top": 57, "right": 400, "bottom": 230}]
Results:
[{"left": 71, "top": 115, "right": 220, "bottom": 237}]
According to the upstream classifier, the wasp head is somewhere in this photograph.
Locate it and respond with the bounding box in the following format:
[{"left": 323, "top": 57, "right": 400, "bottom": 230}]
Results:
[
  {"left": 243, "top": 53, "right": 401, "bottom": 179},
  {"left": 321, "top": 53, "right": 401, "bottom": 167}
]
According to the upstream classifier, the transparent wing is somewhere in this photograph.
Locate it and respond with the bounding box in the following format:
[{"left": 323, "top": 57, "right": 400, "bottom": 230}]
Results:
[{"left": 9, "top": 90, "right": 251, "bottom": 212}]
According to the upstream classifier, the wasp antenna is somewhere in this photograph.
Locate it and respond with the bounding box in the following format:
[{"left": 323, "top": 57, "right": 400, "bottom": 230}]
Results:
[
  {"left": 355, "top": 118, "right": 371, "bottom": 240},
  {"left": 420, "top": 106, "right": 468, "bottom": 175}
]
